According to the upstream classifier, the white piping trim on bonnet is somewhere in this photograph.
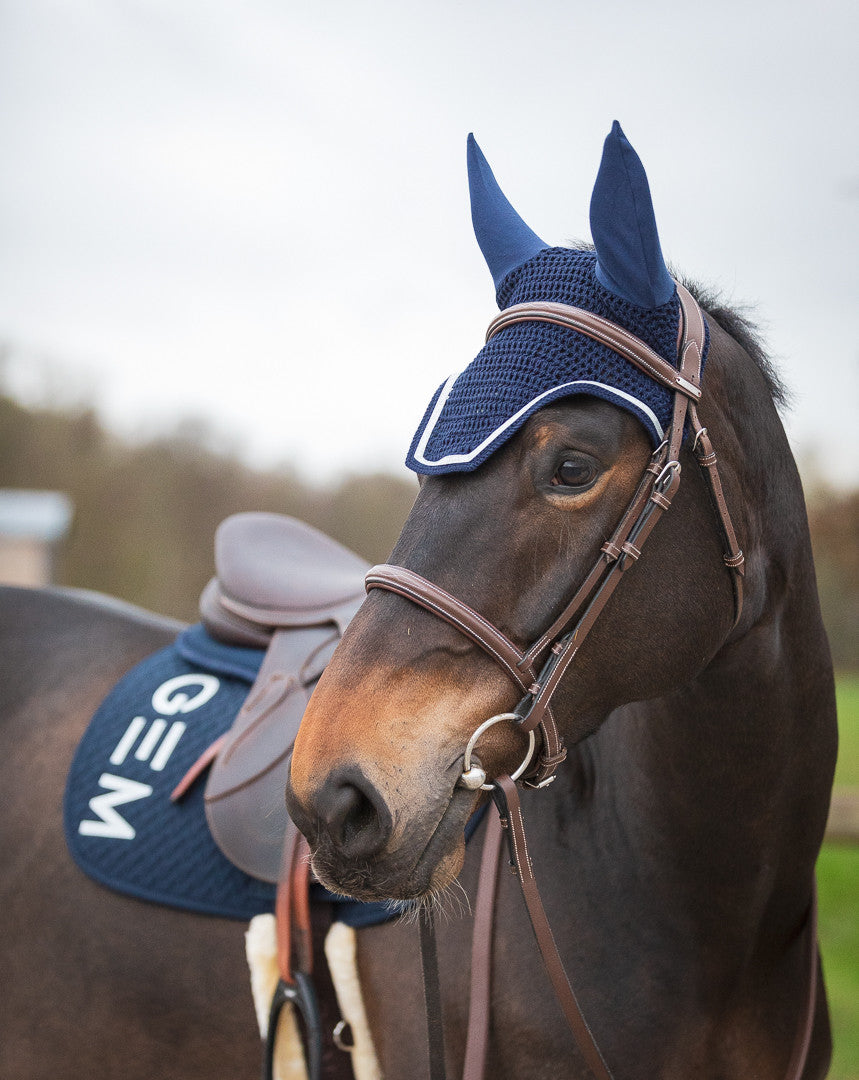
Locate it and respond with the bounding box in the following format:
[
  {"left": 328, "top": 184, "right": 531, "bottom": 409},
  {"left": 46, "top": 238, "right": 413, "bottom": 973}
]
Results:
[{"left": 411, "top": 374, "right": 665, "bottom": 469}]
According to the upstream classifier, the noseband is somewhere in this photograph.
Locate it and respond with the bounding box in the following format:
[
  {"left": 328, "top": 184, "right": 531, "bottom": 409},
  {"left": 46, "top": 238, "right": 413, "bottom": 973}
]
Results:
[{"left": 366, "top": 283, "right": 745, "bottom": 791}]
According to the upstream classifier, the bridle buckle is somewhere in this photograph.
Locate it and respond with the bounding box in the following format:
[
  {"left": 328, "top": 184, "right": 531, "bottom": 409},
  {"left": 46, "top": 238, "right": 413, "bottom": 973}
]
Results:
[{"left": 653, "top": 459, "right": 681, "bottom": 493}]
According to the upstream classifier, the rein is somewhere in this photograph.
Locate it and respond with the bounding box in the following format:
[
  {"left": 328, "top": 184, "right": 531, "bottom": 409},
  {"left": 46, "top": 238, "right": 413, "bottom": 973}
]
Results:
[{"left": 364, "top": 288, "right": 815, "bottom": 1080}]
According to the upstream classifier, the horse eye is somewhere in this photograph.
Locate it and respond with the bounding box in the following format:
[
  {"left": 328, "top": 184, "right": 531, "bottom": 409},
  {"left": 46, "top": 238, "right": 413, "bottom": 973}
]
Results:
[{"left": 551, "top": 459, "right": 597, "bottom": 489}]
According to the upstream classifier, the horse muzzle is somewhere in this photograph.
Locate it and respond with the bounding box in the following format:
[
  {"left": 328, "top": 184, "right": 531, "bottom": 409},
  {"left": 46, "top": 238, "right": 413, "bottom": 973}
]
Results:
[
  {"left": 285, "top": 756, "right": 476, "bottom": 901},
  {"left": 285, "top": 760, "right": 393, "bottom": 862}
]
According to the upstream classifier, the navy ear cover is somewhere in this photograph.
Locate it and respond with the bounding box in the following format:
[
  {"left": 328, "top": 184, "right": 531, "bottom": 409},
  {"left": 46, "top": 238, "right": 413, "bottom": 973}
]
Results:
[
  {"left": 590, "top": 121, "right": 675, "bottom": 308},
  {"left": 467, "top": 133, "right": 548, "bottom": 291},
  {"left": 405, "top": 122, "right": 691, "bottom": 477}
]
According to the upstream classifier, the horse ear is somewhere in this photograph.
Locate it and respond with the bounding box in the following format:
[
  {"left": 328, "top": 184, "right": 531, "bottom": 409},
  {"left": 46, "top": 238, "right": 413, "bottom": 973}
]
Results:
[
  {"left": 590, "top": 121, "right": 675, "bottom": 308},
  {"left": 468, "top": 133, "right": 548, "bottom": 290}
]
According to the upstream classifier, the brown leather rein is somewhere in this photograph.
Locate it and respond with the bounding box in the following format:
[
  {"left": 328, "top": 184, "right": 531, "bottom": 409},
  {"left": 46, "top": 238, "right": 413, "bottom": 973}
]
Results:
[{"left": 362, "top": 286, "right": 817, "bottom": 1080}]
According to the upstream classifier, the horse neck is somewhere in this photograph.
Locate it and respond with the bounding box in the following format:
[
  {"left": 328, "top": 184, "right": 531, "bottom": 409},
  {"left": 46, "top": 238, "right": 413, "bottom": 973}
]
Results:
[{"left": 585, "top": 376, "right": 838, "bottom": 937}]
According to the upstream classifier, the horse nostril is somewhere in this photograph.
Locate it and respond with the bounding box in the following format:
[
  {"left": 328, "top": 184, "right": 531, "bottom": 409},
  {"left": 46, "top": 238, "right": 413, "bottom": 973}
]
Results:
[{"left": 314, "top": 767, "right": 393, "bottom": 860}]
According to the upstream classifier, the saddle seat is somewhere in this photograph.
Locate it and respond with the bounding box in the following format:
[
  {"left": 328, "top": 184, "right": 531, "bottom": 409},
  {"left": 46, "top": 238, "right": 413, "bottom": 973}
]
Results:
[
  {"left": 200, "top": 512, "right": 369, "bottom": 650},
  {"left": 197, "top": 513, "right": 371, "bottom": 882}
]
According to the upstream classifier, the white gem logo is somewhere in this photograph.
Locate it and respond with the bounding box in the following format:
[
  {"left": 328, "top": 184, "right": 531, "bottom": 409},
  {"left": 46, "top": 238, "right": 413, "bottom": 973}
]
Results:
[
  {"left": 78, "top": 671, "right": 220, "bottom": 841},
  {"left": 151, "top": 674, "right": 219, "bottom": 715},
  {"left": 78, "top": 773, "right": 154, "bottom": 839},
  {"left": 108, "top": 716, "right": 188, "bottom": 772}
]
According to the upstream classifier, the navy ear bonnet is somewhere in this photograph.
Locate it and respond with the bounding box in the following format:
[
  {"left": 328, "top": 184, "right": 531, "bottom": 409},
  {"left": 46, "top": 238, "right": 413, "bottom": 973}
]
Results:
[{"left": 406, "top": 123, "right": 708, "bottom": 476}]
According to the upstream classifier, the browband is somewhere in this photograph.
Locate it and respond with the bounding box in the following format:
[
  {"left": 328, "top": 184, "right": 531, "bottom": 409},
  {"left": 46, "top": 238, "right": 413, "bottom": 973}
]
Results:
[{"left": 486, "top": 297, "right": 703, "bottom": 402}]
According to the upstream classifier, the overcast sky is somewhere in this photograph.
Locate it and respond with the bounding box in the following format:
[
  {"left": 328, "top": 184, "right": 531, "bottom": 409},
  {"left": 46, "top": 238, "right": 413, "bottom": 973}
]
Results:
[{"left": 1, "top": 0, "right": 856, "bottom": 488}]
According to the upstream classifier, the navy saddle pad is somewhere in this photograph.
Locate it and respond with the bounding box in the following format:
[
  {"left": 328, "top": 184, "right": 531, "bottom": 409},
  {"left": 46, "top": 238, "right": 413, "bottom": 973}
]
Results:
[{"left": 64, "top": 625, "right": 407, "bottom": 925}]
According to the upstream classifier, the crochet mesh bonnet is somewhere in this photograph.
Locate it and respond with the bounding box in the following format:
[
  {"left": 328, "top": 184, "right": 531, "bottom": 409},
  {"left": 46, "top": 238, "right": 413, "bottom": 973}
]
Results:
[{"left": 406, "top": 123, "right": 707, "bottom": 475}]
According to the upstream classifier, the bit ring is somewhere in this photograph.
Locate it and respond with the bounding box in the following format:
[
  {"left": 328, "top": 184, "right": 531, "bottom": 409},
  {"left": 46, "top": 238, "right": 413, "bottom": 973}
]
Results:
[{"left": 459, "top": 712, "right": 536, "bottom": 791}]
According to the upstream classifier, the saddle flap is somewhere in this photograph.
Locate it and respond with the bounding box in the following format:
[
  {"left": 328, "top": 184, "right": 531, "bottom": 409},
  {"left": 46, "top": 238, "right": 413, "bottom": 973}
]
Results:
[
  {"left": 215, "top": 513, "right": 369, "bottom": 630},
  {"left": 204, "top": 627, "right": 336, "bottom": 882}
]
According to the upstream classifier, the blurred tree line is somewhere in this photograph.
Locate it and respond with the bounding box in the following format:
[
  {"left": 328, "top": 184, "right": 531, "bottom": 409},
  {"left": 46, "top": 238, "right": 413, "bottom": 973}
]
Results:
[
  {"left": 0, "top": 391, "right": 416, "bottom": 622},
  {"left": 0, "top": 388, "right": 856, "bottom": 670},
  {"left": 807, "top": 485, "right": 859, "bottom": 672}
]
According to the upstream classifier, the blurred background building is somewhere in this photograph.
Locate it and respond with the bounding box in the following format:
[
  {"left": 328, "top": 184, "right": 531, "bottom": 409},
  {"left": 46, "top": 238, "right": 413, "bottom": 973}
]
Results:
[{"left": 0, "top": 489, "right": 73, "bottom": 586}]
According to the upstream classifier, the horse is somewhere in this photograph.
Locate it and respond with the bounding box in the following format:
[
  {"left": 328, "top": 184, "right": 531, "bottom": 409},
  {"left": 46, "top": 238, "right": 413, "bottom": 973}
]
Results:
[
  {"left": 0, "top": 122, "right": 837, "bottom": 1080},
  {"left": 284, "top": 125, "right": 838, "bottom": 1080}
]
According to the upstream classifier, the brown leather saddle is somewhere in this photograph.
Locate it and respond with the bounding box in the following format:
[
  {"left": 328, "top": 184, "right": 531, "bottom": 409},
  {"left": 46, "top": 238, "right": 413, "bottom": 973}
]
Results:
[{"left": 198, "top": 512, "right": 369, "bottom": 883}]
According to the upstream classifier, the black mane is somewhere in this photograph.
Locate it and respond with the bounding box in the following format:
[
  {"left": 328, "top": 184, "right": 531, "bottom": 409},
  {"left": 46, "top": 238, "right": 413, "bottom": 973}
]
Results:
[
  {"left": 680, "top": 278, "right": 789, "bottom": 410},
  {"left": 563, "top": 243, "right": 788, "bottom": 410}
]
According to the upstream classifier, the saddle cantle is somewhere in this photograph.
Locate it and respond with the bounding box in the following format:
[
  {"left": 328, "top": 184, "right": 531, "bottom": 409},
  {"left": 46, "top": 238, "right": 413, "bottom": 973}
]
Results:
[{"left": 200, "top": 512, "right": 369, "bottom": 882}]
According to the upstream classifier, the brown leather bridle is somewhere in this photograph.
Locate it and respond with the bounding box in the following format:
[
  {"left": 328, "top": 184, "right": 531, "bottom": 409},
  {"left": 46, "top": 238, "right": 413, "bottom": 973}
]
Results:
[
  {"left": 362, "top": 286, "right": 816, "bottom": 1080},
  {"left": 366, "top": 283, "right": 744, "bottom": 793}
]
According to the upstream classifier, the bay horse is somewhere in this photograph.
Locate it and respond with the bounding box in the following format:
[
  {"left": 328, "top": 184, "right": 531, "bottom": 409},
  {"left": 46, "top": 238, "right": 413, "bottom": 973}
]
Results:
[
  {"left": 0, "top": 122, "right": 837, "bottom": 1080},
  {"left": 285, "top": 126, "right": 838, "bottom": 1079}
]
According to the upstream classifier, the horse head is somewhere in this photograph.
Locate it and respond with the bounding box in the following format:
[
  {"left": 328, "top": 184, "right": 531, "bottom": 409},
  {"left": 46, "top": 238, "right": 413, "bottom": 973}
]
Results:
[{"left": 285, "top": 124, "right": 773, "bottom": 904}]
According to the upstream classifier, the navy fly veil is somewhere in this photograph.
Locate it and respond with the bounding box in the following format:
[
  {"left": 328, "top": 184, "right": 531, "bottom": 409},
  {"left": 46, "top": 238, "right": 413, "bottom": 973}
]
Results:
[{"left": 406, "top": 122, "right": 708, "bottom": 475}]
